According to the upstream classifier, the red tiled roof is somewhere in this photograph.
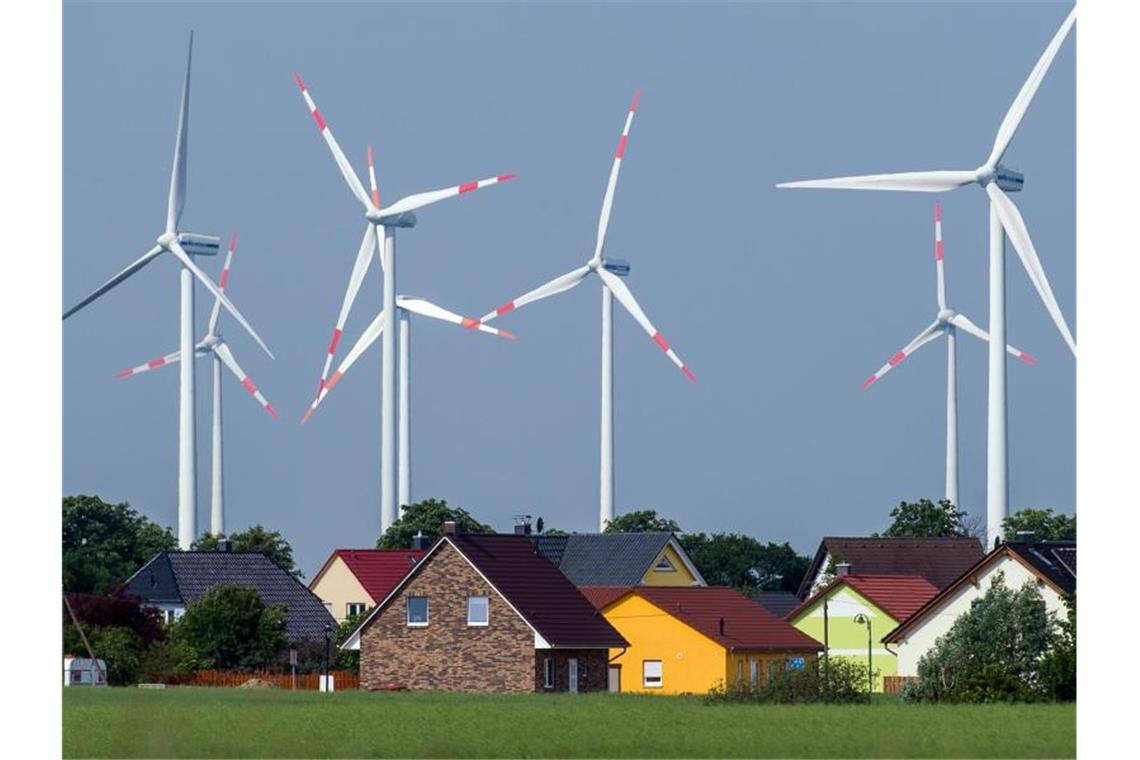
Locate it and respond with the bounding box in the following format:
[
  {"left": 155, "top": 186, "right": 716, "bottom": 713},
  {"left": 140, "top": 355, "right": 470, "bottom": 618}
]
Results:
[
  {"left": 583, "top": 585, "right": 820, "bottom": 652},
  {"left": 787, "top": 574, "right": 939, "bottom": 623},
  {"left": 579, "top": 586, "right": 634, "bottom": 611},
  {"left": 313, "top": 549, "right": 424, "bottom": 603},
  {"left": 451, "top": 534, "right": 628, "bottom": 649}
]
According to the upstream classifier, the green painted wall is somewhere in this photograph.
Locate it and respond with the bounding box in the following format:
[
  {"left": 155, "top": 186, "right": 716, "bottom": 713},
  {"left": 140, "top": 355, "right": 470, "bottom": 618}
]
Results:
[{"left": 787, "top": 584, "right": 899, "bottom": 692}]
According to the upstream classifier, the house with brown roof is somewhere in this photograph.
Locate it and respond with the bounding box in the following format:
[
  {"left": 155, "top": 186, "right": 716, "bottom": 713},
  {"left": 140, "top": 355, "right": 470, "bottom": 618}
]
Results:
[
  {"left": 797, "top": 536, "right": 984, "bottom": 599},
  {"left": 342, "top": 523, "right": 627, "bottom": 693},
  {"left": 882, "top": 534, "right": 1075, "bottom": 677},
  {"left": 309, "top": 548, "right": 425, "bottom": 623},
  {"left": 580, "top": 585, "right": 820, "bottom": 695},
  {"left": 785, "top": 568, "right": 939, "bottom": 692}
]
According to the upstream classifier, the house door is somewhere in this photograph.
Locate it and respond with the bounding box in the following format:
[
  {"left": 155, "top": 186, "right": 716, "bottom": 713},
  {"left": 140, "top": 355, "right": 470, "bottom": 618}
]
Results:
[
  {"left": 749, "top": 660, "right": 759, "bottom": 690},
  {"left": 607, "top": 665, "right": 621, "bottom": 693},
  {"left": 568, "top": 658, "right": 579, "bottom": 693}
]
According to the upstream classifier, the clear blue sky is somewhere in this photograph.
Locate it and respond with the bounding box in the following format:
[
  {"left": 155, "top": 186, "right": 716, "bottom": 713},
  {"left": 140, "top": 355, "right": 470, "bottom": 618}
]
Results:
[{"left": 63, "top": 1, "right": 1075, "bottom": 578}]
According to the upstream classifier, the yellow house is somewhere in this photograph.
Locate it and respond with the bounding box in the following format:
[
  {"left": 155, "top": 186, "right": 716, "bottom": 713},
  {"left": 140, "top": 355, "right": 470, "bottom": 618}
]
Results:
[
  {"left": 581, "top": 586, "right": 821, "bottom": 694},
  {"left": 531, "top": 532, "right": 706, "bottom": 588},
  {"left": 309, "top": 549, "right": 424, "bottom": 623}
]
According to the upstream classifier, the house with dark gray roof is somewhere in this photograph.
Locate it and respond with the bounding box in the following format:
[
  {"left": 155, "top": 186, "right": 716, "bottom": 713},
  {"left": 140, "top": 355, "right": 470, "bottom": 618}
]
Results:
[
  {"left": 797, "top": 536, "right": 984, "bottom": 599},
  {"left": 123, "top": 550, "right": 336, "bottom": 642},
  {"left": 530, "top": 532, "right": 706, "bottom": 587}
]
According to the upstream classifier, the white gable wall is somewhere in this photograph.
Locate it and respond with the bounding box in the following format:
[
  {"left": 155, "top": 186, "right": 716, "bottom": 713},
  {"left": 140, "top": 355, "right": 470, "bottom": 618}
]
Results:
[{"left": 892, "top": 555, "right": 1067, "bottom": 676}]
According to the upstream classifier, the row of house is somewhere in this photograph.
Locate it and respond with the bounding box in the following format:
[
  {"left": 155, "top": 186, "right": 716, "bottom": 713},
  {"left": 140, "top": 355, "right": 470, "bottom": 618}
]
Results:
[{"left": 120, "top": 523, "right": 1075, "bottom": 694}]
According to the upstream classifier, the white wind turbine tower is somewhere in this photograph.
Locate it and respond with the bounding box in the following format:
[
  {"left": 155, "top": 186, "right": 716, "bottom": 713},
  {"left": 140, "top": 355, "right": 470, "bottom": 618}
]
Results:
[
  {"left": 861, "top": 202, "right": 1036, "bottom": 508},
  {"left": 777, "top": 9, "right": 1076, "bottom": 548},
  {"left": 115, "top": 235, "right": 278, "bottom": 537},
  {"left": 294, "top": 74, "right": 515, "bottom": 533},
  {"left": 480, "top": 91, "right": 695, "bottom": 531},
  {"left": 62, "top": 34, "right": 273, "bottom": 549},
  {"left": 301, "top": 295, "right": 515, "bottom": 507}
]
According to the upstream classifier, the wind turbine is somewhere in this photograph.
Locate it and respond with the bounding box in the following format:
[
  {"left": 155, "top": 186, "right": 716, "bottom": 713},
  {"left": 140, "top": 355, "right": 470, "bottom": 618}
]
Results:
[
  {"left": 861, "top": 202, "right": 1036, "bottom": 508},
  {"left": 294, "top": 74, "right": 515, "bottom": 533},
  {"left": 62, "top": 34, "right": 273, "bottom": 549},
  {"left": 480, "top": 91, "right": 695, "bottom": 531},
  {"left": 301, "top": 295, "right": 515, "bottom": 506},
  {"left": 115, "top": 235, "right": 278, "bottom": 537},
  {"left": 777, "top": 8, "right": 1076, "bottom": 548}
]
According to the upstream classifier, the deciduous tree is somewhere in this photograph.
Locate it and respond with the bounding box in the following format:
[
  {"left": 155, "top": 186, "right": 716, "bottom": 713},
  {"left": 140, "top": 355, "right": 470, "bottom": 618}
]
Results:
[
  {"left": 63, "top": 495, "right": 176, "bottom": 594},
  {"left": 377, "top": 499, "right": 492, "bottom": 548}
]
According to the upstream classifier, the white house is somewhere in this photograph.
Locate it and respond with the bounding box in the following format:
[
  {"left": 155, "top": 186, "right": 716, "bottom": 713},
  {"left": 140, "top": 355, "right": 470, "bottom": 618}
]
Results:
[{"left": 882, "top": 536, "right": 1075, "bottom": 677}]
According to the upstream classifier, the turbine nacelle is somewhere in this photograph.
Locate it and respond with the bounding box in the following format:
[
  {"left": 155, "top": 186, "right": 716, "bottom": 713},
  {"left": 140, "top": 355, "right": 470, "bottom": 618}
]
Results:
[
  {"left": 937, "top": 307, "right": 957, "bottom": 324},
  {"left": 602, "top": 257, "right": 631, "bottom": 278},
  {"left": 156, "top": 231, "right": 222, "bottom": 256},
  {"left": 366, "top": 209, "right": 418, "bottom": 228},
  {"left": 975, "top": 164, "right": 1024, "bottom": 192}
]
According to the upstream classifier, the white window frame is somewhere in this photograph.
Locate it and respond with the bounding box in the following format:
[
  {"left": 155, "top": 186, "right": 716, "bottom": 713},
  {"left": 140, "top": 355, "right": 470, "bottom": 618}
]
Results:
[
  {"left": 543, "top": 657, "right": 555, "bottom": 689},
  {"left": 406, "top": 596, "right": 429, "bottom": 627},
  {"left": 643, "top": 659, "right": 663, "bottom": 688},
  {"left": 346, "top": 602, "right": 366, "bottom": 618},
  {"left": 467, "top": 595, "right": 489, "bottom": 627},
  {"left": 654, "top": 555, "right": 677, "bottom": 572}
]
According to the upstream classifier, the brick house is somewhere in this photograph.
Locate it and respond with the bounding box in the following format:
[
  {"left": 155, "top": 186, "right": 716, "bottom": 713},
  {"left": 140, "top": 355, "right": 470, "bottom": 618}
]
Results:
[{"left": 343, "top": 524, "right": 628, "bottom": 693}]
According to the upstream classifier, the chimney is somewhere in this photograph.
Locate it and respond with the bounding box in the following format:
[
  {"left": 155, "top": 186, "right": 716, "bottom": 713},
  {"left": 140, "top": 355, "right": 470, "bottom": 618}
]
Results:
[
  {"left": 442, "top": 520, "right": 458, "bottom": 536},
  {"left": 411, "top": 532, "right": 429, "bottom": 551},
  {"left": 512, "top": 514, "right": 533, "bottom": 535},
  {"left": 1015, "top": 530, "right": 1035, "bottom": 546},
  {"left": 217, "top": 538, "right": 231, "bottom": 553},
  {"left": 836, "top": 562, "right": 851, "bottom": 577}
]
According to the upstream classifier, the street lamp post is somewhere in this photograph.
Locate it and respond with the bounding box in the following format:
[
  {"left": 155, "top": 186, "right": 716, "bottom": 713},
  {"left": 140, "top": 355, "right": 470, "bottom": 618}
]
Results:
[
  {"left": 323, "top": 623, "right": 334, "bottom": 693},
  {"left": 853, "top": 613, "right": 873, "bottom": 694}
]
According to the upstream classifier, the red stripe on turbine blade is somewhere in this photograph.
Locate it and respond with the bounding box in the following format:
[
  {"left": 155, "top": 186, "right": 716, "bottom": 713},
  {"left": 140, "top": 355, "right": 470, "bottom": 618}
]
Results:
[
  {"left": 242, "top": 378, "right": 258, "bottom": 394},
  {"left": 229, "top": 232, "right": 238, "bottom": 252},
  {"left": 458, "top": 181, "right": 479, "bottom": 194},
  {"left": 219, "top": 269, "right": 230, "bottom": 288},
  {"left": 116, "top": 368, "right": 132, "bottom": 379},
  {"left": 615, "top": 135, "right": 628, "bottom": 159},
  {"left": 499, "top": 329, "right": 517, "bottom": 340},
  {"left": 328, "top": 328, "right": 343, "bottom": 355},
  {"left": 1019, "top": 352, "right": 1037, "bottom": 365},
  {"left": 148, "top": 358, "right": 165, "bottom": 369},
  {"left": 496, "top": 302, "right": 516, "bottom": 316},
  {"left": 652, "top": 332, "right": 670, "bottom": 352},
  {"left": 326, "top": 371, "right": 343, "bottom": 391},
  {"left": 935, "top": 241, "right": 944, "bottom": 261},
  {"left": 301, "top": 407, "right": 314, "bottom": 425},
  {"left": 888, "top": 352, "right": 906, "bottom": 366},
  {"left": 294, "top": 72, "right": 306, "bottom": 91},
  {"left": 372, "top": 189, "right": 380, "bottom": 207},
  {"left": 460, "top": 318, "right": 479, "bottom": 330},
  {"left": 313, "top": 109, "right": 327, "bottom": 132},
  {"left": 497, "top": 173, "right": 517, "bottom": 183},
  {"left": 861, "top": 375, "right": 877, "bottom": 390},
  {"left": 367, "top": 145, "right": 374, "bottom": 167},
  {"left": 266, "top": 404, "right": 279, "bottom": 420},
  {"left": 682, "top": 366, "right": 696, "bottom": 383},
  {"left": 935, "top": 200, "right": 941, "bottom": 222},
  {"left": 630, "top": 89, "right": 642, "bottom": 113}
]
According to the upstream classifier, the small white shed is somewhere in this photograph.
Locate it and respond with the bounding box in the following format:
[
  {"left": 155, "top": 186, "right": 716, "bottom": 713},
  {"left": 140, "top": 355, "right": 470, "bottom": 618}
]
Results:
[{"left": 63, "top": 656, "right": 107, "bottom": 687}]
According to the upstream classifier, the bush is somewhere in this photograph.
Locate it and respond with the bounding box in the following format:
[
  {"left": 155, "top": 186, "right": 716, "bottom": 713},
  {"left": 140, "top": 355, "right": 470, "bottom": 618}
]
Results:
[
  {"left": 63, "top": 625, "right": 145, "bottom": 685},
  {"left": 172, "top": 584, "right": 287, "bottom": 671},
  {"left": 705, "top": 657, "right": 873, "bottom": 705},
  {"left": 1039, "top": 595, "right": 1076, "bottom": 701}
]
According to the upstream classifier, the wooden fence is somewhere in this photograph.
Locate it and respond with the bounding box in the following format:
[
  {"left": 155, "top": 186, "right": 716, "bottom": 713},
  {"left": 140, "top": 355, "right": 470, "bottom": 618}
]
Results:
[
  {"left": 164, "top": 670, "right": 360, "bottom": 690},
  {"left": 882, "top": 675, "right": 918, "bottom": 695}
]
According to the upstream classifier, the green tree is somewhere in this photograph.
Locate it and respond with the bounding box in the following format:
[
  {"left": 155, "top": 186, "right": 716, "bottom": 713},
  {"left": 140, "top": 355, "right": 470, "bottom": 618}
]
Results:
[
  {"left": 377, "top": 499, "right": 492, "bottom": 548},
  {"left": 63, "top": 624, "right": 144, "bottom": 685},
  {"left": 679, "top": 533, "right": 809, "bottom": 594},
  {"left": 194, "top": 525, "right": 302, "bottom": 579},
  {"left": 877, "top": 499, "right": 971, "bottom": 538},
  {"left": 603, "top": 509, "right": 681, "bottom": 533},
  {"left": 1002, "top": 508, "right": 1076, "bottom": 542},
  {"left": 63, "top": 495, "right": 176, "bottom": 594},
  {"left": 906, "top": 572, "right": 1057, "bottom": 702},
  {"left": 1038, "top": 595, "right": 1076, "bottom": 700},
  {"left": 172, "top": 583, "right": 287, "bottom": 671}
]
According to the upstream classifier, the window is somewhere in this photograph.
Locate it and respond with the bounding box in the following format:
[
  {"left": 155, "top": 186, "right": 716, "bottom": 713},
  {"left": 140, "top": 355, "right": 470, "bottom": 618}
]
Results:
[
  {"left": 467, "top": 596, "right": 489, "bottom": 626},
  {"left": 543, "top": 657, "right": 555, "bottom": 689},
  {"left": 406, "top": 596, "right": 429, "bottom": 626},
  {"left": 786, "top": 657, "right": 805, "bottom": 671},
  {"left": 346, "top": 602, "right": 366, "bottom": 618},
  {"left": 654, "top": 555, "right": 677, "bottom": 572},
  {"left": 322, "top": 601, "right": 333, "bottom": 612},
  {"left": 643, "top": 660, "right": 663, "bottom": 688}
]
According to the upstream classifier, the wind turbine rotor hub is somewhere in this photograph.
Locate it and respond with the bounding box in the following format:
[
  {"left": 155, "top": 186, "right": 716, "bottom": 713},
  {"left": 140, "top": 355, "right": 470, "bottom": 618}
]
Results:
[{"left": 937, "top": 308, "right": 956, "bottom": 323}]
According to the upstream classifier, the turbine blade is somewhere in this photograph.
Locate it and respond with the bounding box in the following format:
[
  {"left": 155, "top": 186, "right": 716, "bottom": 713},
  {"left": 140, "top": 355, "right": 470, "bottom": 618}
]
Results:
[
  {"left": 949, "top": 313, "right": 1037, "bottom": 365},
  {"left": 986, "top": 184, "right": 1076, "bottom": 355},
  {"left": 479, "top": 264, "right": 592, "bottom": 324},
  {"left": 777, "top": 170, "right": 976, "bottom": 193},
  {"left": 397, "top": 296, "right": 515, "bottom": 339},
  {"left": 213, "top": 342, "right": 277, "bottom": 419},
  {"left": 378, "top": 173, "right": 516, "bottom": 218},
  {"left": 314, "top": 224, "right": 378, "bottom": 397},
  {"left": 116, "top": 349, "right": 183, "bottom": 379},
  {"left": 302, "top": 310, "right": 385, "bottom": 424},
  {"left": 167, "top": 239, "right": 275, "bottom": 359},
  {"left": 294, "top": 73, "right": 373, "bottom": 211},
  {"left": 593, "top": 90, "right": 641, "bottom": 263},
  {"left": 63, "top": 245, "right": 164, "bottom": 320},
  {"left": 367, "top": 145, "right": 380, "bottom": 208},
  {"left": 597, "top": 267, "right": 695, "bottom": 382},
  {"left": 935, "top": 202, "right": 946, "bottom": 310},
  {"left": 207, "top": 232, "right": 237, "bottom": 336},
  {"left": 166, "top": 32, "right": 192, "bottom": 233},
  {"left": 987, "top": 8, "right": 1077, "bottom": 167},
  {"left": 860, "top": 321, "right": 943, "bottom": 390}
]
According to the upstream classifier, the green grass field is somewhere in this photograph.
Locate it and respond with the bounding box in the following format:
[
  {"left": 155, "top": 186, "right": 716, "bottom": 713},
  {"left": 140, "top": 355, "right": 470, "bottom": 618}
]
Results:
[{"left": 63, "top": 688, "right": 1075, "bottom": 758}]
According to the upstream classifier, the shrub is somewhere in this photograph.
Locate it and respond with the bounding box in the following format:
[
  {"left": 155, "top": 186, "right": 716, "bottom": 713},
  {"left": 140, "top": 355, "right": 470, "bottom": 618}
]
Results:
[
  {"left": 172, "top": 584, "right": 287, "bottom": 671},
  {"left": 705, "top": 657, "right": 872, "bottom": 705}
]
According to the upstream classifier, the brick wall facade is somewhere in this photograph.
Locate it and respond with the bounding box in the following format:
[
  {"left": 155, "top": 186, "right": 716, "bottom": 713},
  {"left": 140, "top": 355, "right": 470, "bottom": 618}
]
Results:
[{"left": 534, "top": 649, "right": 610, "bottom": 693}]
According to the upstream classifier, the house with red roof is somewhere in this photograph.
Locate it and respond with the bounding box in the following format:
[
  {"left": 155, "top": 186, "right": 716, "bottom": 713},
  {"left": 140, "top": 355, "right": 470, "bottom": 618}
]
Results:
[
  {"left": 309, "top": 548, "right": 424, "bottom": 623},
  {"left": 785, "top": 567, "right": 938, "bottom": 692},
  {"left": 342, "top": 523, "right": 627, "bottom": 693},
  {"left": 579, "top": 585, "right": 820, "bottom": 695}
]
